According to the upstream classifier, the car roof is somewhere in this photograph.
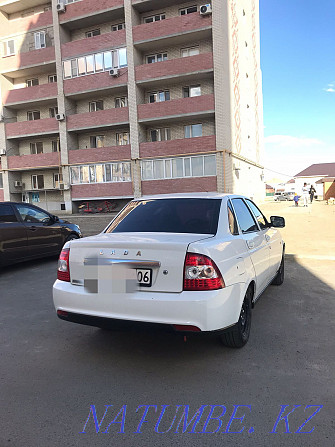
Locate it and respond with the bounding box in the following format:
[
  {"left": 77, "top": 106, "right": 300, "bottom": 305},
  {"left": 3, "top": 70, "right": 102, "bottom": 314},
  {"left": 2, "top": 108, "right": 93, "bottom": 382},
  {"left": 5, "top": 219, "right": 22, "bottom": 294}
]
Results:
[{"left": 135, "top": 193, "right": 245, "bottom": 201}]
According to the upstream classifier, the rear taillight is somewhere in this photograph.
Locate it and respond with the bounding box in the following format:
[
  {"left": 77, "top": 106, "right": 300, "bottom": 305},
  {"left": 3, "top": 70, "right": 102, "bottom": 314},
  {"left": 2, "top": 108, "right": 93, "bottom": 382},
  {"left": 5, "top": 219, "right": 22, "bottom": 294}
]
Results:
[
  {"left": 183, "top": 252, "right": 224, "bottom": 291},
  {"left": 57, "top": 247, "right": 70, "bottom": 282}
]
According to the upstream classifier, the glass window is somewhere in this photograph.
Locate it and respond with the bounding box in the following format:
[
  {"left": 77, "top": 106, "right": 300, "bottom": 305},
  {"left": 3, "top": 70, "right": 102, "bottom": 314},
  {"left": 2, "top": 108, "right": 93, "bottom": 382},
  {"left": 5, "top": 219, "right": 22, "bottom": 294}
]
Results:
[
  {"left": 118, "top": 48, "right": 127, "bottom": 68},
  {"left": 105, "top": 164, "right": 111, "bottom": 182},
  {"left": 116, "top": 132, "right": 129, "bottom": 146},
  {"left": 48, "top": 74, "right": 57, "bottom": 83},
  {"left": 184, "top": 158, "right": 191, "bottom": 176},
  {"left": 165, "top": 159, "right": 171, "bottom": 178},
  {"left": 122, "top": 162, "right": 131, "bottom": 181},
  {"left": 231, "top": 198, "right": 259, "bottom": 233},
  {"left": 78, "top": 57, "right": 86, "bottom": 75},
  {"left": 27, "top": 111, "right": 40, "bottom": 121},
  {"left": 52, "top": 140, "right": 60, "bottom": 152},
  {"left": 184, "top": 124, "right": 202, "bottom": 138},
  {"left": 86, "top": 55, "right": 94, "bottom": 73},
  {"left": 26, "top": 78, "right": 39, "bottom": 87},
  {"left": 204, "top": 155, "right": 216, "bottom": 176},
  {"left": 112, "top": 163, "right": 122, "bottom": 181},
  {"left": 112, "top": 23, "right": 125, "bottom": 31},
  {"left": 0, "top": 204, "right": 17, "bottom": 223},
  {"left": 3, "top": 39, "right": 15, "bottom": 56},
  {"left": 30, "top": 142, "right": 43, "bottom": 154},
  {"left": 31, "top": 174, "right": 44, "bottom": 189},
  {"left": 49, "top": 107, "right": 58, "bottom": 118},
  {"left": 90, "top": 135, "right": 105, "bottom": 148},
  {"left": 53, "top": 173, "right": 63, "bottom": 188},
  {"left": 146, "top": 53, "right": 167, "bottom": 64},
  {"left": 144, "top": 14, "right": 166, "bottom": 23},
  {"left": 115, "top": 97, "right": 128, "bottom": 108},
  {"left": 172, "top": 158, "right": 183, "bottom": 178},
  {"left": 245, "top": 199, "right": 268, "bottom": 230},
  {"left": 15, "top": 204, "right": 49, "bottom": 223},
  {"left": 179, "top": 6, "right": 197, "bottom": 15},
  {"left": 228, "top": 201, "right": 239, "bottom": 235},
  {"left": 70, "top": 166, "right": 80, "bottom": 184},
  {"left": 89, "top": 165, "right": 96, "bottom": 183},
  {"left": 191, "top": 156, "right": 203, "bottom": 177},
  {"left": 89, "top": 101, "right": 104, "bottom": 112},
  {"left": 181, "top": 46, "right": 200, "bottom": 57},
  {"left": 103, "top": 51, "right": 113, "bottom": 70},
  {"left": 81, "top": 166, "right": 89, "bottom": 183},
  {"left": 106, "top": 198, "right": 221, "bottom": 235},
  {"left": 95, "top": 165, "right": 104, "bottom": 183},
  {"left": 63, "top": 60, "right": 72, "bottom": 79},
  {"left": 183, "top": 85, "right": 201, "bottom": 97},
  {"left": 153, "top": 159, "right": 164, "bottom": 179},
  {"left": 71, "top": 59, "right": 78, "bottom": 77},
  {"left": 0, "top": 173, "right": 3, "bottom": 189},
  {"left": 142, "top": 160, "right": 153, "bottom": 180},
  {"left": 34, "top": 32, "right": 46, "bottom": 50},
  {"left": 85, "top": 29, "right": 100, "bottom": 38},
  {"left": 94, "top": 53, "right": 104, "bottom": 72}
]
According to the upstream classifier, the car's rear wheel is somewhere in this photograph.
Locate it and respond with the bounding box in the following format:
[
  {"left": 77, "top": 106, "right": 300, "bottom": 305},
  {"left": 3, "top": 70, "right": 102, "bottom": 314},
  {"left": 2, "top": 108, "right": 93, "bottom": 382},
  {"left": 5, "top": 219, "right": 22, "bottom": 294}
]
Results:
[
  {"left": 272, "top": 254, "right": 284, "bottom": 285},
  {"left": 220, "top": 287, "right": 252, "bottom": 348}
]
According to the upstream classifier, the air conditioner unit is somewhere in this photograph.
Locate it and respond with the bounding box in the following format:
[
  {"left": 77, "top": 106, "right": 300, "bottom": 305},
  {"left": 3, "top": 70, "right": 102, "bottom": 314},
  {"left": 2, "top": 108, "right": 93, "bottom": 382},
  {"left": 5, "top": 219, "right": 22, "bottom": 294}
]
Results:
[
  {"left": 109, "top": 68, "right": 119, "bottom": 77},
  {"left": 14, "top": 181, "right": 22, "bottom": 187},
  {"left": 57, "top": 2, "right": 66, "bottom": 13},
  {"left": 0, "top": 148, "right": 6, "bottom": 155},
  {"left": 200, "top": 4, "right": 212, "bottom": 15},
  {"left": 56, "top": 113, "right": 65, "bottom": 121}
]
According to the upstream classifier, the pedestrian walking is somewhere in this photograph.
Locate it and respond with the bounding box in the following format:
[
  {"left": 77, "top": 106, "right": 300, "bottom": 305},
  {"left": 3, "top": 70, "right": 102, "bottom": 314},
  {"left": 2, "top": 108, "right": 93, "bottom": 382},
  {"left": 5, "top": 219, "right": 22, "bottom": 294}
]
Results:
[
  {"left": 302, "top": 183, "right": 309, "bottom": 207},
  {"left": 309, "top": 185, "right": 316, "bottom": 203},
  {"left": 293, "top": 194, "right": 300, "bottom": 207}
]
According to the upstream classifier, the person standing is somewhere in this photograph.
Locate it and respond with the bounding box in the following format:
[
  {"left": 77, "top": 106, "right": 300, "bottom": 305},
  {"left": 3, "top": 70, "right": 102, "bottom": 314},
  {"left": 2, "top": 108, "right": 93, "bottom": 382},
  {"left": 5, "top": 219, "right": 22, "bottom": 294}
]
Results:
[
  {"left": 309, "top": 184, "right": 316, "bottom": 203},
  {"left": 293, "top": 193, "right": 300, "bottom": 207},
  {"left": 302, "top": 183, "right": 309, "bottom": 207}
]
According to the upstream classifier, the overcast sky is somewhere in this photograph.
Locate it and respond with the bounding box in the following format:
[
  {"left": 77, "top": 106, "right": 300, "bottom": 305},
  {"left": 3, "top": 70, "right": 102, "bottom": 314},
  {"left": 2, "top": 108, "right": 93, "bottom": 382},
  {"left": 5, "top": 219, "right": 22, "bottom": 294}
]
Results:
[{"left": 259, "top": 0, "right": 335, "bottom": 180}]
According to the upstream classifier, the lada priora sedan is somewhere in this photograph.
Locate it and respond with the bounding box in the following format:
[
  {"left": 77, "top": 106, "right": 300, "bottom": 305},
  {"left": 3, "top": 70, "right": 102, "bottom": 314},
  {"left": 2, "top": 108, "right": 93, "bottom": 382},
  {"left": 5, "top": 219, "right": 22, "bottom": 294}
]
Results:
[{"left": 53, "top": 193, "right": 285, "bottom": 348}]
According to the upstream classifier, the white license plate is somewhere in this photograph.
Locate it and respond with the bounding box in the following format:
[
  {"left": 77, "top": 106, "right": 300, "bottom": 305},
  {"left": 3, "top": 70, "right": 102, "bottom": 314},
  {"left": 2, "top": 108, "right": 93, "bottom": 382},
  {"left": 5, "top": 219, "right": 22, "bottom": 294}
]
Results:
[{"left": 136, "top": 269, "right": 152, "bottom": 287}]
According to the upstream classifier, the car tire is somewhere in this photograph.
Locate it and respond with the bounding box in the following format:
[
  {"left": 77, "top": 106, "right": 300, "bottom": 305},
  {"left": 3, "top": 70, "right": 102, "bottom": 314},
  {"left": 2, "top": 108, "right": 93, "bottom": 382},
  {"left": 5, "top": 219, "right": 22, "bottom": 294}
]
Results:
[
  {"left": 220, "top": 287, "right": 252, "bottom": 348},
  {"left": 65, "top": 234, "right": 79, "bottom": 243},
  {"left": 272, "top": 254, "right": 284, "bottom": 286}
]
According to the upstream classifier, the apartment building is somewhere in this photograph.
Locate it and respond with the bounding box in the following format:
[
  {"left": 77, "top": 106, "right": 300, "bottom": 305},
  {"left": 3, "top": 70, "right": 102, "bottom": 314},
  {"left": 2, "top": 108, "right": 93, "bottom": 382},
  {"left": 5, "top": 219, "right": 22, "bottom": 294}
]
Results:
[{"left": 0, "top": 0, "right": 264, "bottom": 213}]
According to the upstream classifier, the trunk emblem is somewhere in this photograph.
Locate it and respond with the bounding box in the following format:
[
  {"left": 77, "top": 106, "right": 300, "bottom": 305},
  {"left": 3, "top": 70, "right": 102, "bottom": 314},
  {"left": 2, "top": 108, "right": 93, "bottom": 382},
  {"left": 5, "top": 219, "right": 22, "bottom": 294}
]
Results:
[
  {"left": 136, "top": 251, "right": 142, "bottom": 256},
  {"left": 99, "top": 250, "right": 104, "bottom": 255},
  {"left": 111, "top": 250, "right": 115, "bottom": 255},
  {"left": 124, "top": 250, "right": 129, "bottom": 255}
]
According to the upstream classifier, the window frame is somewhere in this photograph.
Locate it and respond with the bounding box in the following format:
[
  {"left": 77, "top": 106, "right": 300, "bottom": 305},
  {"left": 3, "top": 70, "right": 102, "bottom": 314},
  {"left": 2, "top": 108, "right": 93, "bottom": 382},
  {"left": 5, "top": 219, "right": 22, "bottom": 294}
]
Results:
[
  {"left": 181, "top": 46, "right": 200, "bottom": 57},
  {"left": 111, "top": 23, "right": 125, "bottom": 32},
  {"left": 34, "top": 31, "right": 46, "bottom": 50},
  {"left": 90, "top": 135, "right": 105, "bottom": 148},
  {"left": 26, "top": 78, "right": 39, "bottom": 87},
  {"left": 27, "top": 110, "right": 40, "bottom": 121},
  {"left": 146, "top": 53, "right": 168, "bottom": 64},
  {"left": 144, "top": 13, "right": 166, "bottom": 23},
  {"left": 30, "top": 142, "right": 43, "bottom": 154},
  {"left": 85, "top": 29, "right": 101, "bottom": 38},
  {"left": 52, "top": 139, "right": 60, "bottom": 152},
  {"left": 48, "top": 74, "right": 57, "bottom": 83},
  {"left": 89, "top": 100, "right": 104, "bottom": 112},
  {"left": 3, "top": 39, "right": 15, "bottom": 56},
  {"left": 148, "top": 90, "right": 170, "bottom": 103},
  {"left": 184, "top": 123, "right": 203, "bottom": 138},
  {"left": 183, "top": 85, "right": 201, "bottom": 98},
  {"left": 49, "top": 107, "right": 58, "bottom": 118},
  {"left": 116, "top": 132, "right": 129, "bottom": 146},
  {"left": 31, "top": 174, "right": 44, "bottom": 190},
  {"left": 115, "top": 97, "right": 128, "bottom": 108},
  {"left": 149, "top": 127, "right": 171, "bottom": 142},
  {"left": 179, "top": 5, "right": 198, "bottom": 15},
  {"left": 53, "top": 173, "right": 63, "bottom": 188},
  {"left": 231, "top": 198, "right": 260, "bottom": 234}
]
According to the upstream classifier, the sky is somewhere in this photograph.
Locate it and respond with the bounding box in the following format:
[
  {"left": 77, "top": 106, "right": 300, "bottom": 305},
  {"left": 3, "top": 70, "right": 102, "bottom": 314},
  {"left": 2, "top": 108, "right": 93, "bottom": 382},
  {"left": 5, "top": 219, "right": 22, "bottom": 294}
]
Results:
[{"left": 259, "top": 0, "right": 335, "bottom": 181}]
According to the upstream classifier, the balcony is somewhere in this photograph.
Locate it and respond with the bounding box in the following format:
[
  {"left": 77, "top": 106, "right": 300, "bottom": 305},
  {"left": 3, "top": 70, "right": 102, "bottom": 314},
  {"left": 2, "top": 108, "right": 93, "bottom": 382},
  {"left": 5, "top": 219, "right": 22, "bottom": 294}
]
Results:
[
  {"left": 139, "top": 135, "right": 216, "bottom": 158},
  {"left": 132, "top": 0, "right": 185, "bottom": 12},
  {"left": 138, "top": 95, "right": 215, "bottom": 124},
  {"left": 62, "top": 30, "right": 126, "bottom": 59},
  {"left": 3, "top": 83, "right": 58, "bottom": 108},
  {"left": 0, "top": 47, "right": 55, "bottom": 78},
  {"left": 59, "top": 0, "right": 124, "bottom": 30},
  {"left": 63, "top": 69, "right": 128, "bottom": 99},
  {"left": 141, "top": 176, "right": 217, "bottom": 196},
  {"left": 133, "top": 13, "right": 212, "bottom": 51},
  {"left": 1, "top": 10, "right": 52, "bottom": 35},
  {"left": 69, "top": 145, "right": 131, "bottom": 164},
  {"left": 6, "top": 118, "right": 59, "bottom": 139},
  {"left": 71, "top": 182, "right": 133, "bottom": 200},
  {"left": 0, "top": 0, "right": 47, "bottom": 14},
  {"left": 7, "top": 152, "right": 60, "bottom": 170},
  {"left": 136, "top": 53, "right": 213, "bottom": 86},
  {"left": 67, "top": 108, "right": 129, "bottom": 132}
]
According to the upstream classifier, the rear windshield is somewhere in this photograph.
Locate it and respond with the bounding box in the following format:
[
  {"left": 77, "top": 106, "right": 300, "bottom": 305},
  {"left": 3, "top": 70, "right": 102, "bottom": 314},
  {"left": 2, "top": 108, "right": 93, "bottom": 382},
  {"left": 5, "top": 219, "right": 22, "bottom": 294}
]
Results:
[{"left": 105, "top": 198, "right": 221, "bottom": 234}]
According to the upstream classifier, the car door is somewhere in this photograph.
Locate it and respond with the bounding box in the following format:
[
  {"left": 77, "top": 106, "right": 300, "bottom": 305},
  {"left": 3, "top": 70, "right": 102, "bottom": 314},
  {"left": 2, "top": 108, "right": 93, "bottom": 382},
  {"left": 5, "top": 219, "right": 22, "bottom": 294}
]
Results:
[
  {"left": 13, "top": 204, "right": 63, "bottom": 256},
  {"left": 0, "top": 203, "right": 29, "bottom": 264},
  {"left": 231, "top": 198, "right": 270, "bottom": 295},
  {"left": 245, "top": 199, "right": 282, "bottom": 279}
]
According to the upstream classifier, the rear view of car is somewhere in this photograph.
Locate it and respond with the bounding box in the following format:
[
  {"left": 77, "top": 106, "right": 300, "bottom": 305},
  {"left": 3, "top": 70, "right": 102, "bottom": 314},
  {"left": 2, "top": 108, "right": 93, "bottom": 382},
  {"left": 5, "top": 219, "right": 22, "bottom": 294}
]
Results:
[{"left": 53, "top": 194, "right": 285, "bottom": 348}]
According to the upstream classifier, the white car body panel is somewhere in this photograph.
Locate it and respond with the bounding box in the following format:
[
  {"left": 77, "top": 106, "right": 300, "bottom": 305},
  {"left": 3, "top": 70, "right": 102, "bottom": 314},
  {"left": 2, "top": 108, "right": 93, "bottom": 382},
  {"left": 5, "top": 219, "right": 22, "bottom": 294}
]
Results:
[{"left": 53, "top": 193, "right": 284, "bottom": 332}]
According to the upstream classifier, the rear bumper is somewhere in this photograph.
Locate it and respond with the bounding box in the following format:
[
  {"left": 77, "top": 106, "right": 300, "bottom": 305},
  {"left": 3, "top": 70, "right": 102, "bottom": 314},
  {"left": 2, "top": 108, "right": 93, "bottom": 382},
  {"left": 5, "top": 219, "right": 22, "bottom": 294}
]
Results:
[{"left": 53, "top": 280, "right": 245, "bottom": 332}]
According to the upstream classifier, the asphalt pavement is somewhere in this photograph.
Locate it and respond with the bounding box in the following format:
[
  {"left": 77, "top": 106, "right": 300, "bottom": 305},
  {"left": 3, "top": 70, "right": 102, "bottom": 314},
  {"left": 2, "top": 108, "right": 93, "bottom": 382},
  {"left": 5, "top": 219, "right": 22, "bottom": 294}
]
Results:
[{"left": 0, "top": 200, "right": 334, "bottom": 447}]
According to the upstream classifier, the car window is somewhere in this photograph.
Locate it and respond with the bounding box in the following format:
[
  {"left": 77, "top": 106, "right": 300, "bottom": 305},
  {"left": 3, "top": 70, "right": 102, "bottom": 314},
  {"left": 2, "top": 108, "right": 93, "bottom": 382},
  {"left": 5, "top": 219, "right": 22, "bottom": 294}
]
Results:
[
  {"left": 106, "top": 198, "right": 221, "bottom": 234},
  {"left": 0, "top": 204, "right": 18, "bottom": 223},
  {"left": 245, "top": 199, "right": 268, "bottom": 230},
  {"left": 14, "top": 204, "right": 50, "bottom": 224},
  {"left": 227, "top": 201, "right": 239, "bottom": 235},
  {"left": 231, "top": 198, "right": 259, "bottom": 233}
]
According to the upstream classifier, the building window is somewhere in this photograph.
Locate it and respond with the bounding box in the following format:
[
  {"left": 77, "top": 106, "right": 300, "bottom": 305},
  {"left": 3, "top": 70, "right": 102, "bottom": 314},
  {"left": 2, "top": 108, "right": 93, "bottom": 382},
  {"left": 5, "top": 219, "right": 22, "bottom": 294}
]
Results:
[
  {"left": 26, "top": 78, "right": 39, "bottom": 87},
  {"left": 34, "top": 32, "right": 46, "bottom": 50},
  {"left": 141, "top": 154, "right": 216, "bottom": 180},
  {"left": 148, "top": 90, "right": 170, "bottom": 103},
  {"left": 31, "top": 174, "right": 44, "bottom": 190},
  {"left": 70, "top": 162, "right": 131, "bottom": 184},
  {"left": 0, "top": 173, "right": 3, "bottom": 189},
  {"left": 111, "top": 23, "right": 125, "bottom": 31},
  {"left": 85, "top": 29, "right": 100, "bottom": 38},
  {"left": 184, "top": 123, "right": 203, "bottom": 138},
  {"left": 48, "top": 74, "right": 57, "bottom": 83},
  {"left": 115, "top": 97, "right": 128, "bottom": 108},
  {"left": 150, "top": 128, "right": 171, "bottom": 142},
  {"left": 183, "top": 85, "right": 201, "bottom": 98},
  {"left": 53, "top": 173, "right": 63, "bottom": 188},
  {"left": 181, "top": 46, "right": 200, "bottom": 57},
  {"left": 179, "top": 5, "right": 197, "bottom": 15},
  {"left": 146, "top": 53, "right": 168, "bottom": 64},
  {"left": 27, "top": 111, "right": 40, "bottom": 121},
  {"left": 116, "top": 132, "right": 129, "bottom": 146},
  {"left": 52, "top": 139, "right": 60, "bottom": 152},
  {"left": 30, "top": 142, "right": 43, "bottom": 154},
  {"left": 49, "top": 107, "right": 58, "bottom": 118},
  {"left": 44, "top": 6, "right": 52, "bottom": 11},
  {"left": 90, "top": 135, "right": 105, "bottom": 148},
  {"left": 144, "top": 13, "right": 165, "bottom": 23},
  {"left": 63, "top": 0, "right": 81, "bottom": 4},
  {"left": 63, "top": 48, "right": 127, "bottom": 79},
  {"left": 89, "top": 100, "right": 104, "bottom": 112},
  {"left": 3, "top": 39, "right": 15, "bottom": 56}
]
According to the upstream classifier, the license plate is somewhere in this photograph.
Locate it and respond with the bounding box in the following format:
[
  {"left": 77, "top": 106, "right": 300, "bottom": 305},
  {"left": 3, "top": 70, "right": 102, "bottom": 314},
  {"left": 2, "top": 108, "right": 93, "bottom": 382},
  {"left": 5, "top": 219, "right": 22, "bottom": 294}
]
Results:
[{"left": 136, "top": 269, "right": 152, "bottom": 287}]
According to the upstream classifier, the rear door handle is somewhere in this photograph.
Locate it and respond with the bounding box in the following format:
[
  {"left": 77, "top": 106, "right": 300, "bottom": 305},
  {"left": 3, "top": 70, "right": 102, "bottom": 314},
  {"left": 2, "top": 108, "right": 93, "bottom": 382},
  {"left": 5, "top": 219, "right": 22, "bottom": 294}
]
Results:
[
  {"left": 265, "top": 234, "right": 270, "bottom": 242},
  {"left": 247, "top": 241, "right": 254, "bottom": 249},
  {"left": 29, "top": 226, "right": 37, "bottom": 231}
]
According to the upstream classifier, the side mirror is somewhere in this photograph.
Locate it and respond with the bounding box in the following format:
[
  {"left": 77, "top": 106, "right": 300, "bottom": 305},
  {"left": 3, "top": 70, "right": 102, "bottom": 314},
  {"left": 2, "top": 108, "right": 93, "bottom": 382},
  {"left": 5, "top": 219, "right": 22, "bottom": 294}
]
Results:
[
  {"left": 53, "top": 215, "right": 59, "bottom": 222},
  {"left": 270, "top": 216, "right": 285, "bottom": 228}
]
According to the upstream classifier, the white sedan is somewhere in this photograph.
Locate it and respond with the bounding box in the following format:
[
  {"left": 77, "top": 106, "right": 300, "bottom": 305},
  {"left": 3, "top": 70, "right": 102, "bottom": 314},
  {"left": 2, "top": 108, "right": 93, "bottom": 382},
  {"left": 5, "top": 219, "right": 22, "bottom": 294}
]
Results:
[{"left": 53, "top": 193, "right": 285, "bottom": 348}]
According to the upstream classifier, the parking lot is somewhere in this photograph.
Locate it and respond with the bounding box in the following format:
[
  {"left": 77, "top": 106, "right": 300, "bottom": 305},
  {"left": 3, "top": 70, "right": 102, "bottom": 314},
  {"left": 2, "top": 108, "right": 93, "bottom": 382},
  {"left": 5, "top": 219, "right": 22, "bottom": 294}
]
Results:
[{"left": 1, "top": 201, "right": 334, "bottom": 446}]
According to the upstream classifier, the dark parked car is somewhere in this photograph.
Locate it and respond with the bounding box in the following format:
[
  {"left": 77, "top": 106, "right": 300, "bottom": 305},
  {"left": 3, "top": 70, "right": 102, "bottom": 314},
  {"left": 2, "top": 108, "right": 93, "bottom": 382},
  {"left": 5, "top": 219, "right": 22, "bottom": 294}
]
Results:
[{"left": 0, "top": 202, "right": 81, "bottom": 267}]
